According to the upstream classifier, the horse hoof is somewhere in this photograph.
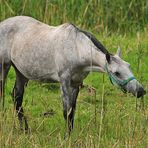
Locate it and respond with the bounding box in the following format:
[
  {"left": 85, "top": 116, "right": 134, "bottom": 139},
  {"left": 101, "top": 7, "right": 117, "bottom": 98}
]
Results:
[
  {"left": 20, "top": 126, "right": 30, "bottom": 134},
  {"left": 64, "top": 132, "right": 69, "bottom": 140}
]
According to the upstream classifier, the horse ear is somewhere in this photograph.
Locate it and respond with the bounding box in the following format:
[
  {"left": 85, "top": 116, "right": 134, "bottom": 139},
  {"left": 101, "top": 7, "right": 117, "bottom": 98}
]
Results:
[
  {"left": 116, "top": 46, "right": 121, "bottom": 57},
  {"left": 106, "top": 53, "right": 111, "bottom": 63}
]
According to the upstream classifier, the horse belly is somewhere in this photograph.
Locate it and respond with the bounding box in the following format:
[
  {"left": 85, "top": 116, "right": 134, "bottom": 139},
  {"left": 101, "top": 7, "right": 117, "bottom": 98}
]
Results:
[
  {"left": 12, "top": 58, "right": 60, "bottom": 83},
  {"left": 11, "top": 41, "right": 59, "bottom": 82}
]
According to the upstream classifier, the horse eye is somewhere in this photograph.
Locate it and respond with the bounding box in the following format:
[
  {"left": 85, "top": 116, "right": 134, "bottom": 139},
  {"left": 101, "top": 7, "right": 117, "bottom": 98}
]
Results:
[{"left": 114, "top": 72, "right": 120, "bottom": 77}]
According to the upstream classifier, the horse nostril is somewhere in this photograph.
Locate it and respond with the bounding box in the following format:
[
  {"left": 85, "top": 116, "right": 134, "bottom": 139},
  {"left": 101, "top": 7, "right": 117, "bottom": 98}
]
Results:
[{"left": 137, "top": 87, "right": 146, "bottom": 98}]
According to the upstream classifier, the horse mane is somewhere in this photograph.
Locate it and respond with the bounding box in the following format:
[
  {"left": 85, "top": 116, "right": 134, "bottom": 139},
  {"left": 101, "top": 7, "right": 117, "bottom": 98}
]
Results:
[
  {"left": 80, "top": 30, "right": 110, "bottom": 55},
  {"left": 63, "top": 23, "right": 110, "bottom": 55}
]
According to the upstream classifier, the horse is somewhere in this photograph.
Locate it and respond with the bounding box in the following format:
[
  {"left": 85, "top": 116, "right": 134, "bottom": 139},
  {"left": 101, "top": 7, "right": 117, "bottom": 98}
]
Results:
[{"left": 0, "top": 16, "right": 146, "bottom": 134}]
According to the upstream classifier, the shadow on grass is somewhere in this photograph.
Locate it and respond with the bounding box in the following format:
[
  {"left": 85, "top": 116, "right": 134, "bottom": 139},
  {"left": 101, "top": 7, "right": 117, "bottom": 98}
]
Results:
[{"left": 40, "top": 83, "right": 60, "bottom": 92}]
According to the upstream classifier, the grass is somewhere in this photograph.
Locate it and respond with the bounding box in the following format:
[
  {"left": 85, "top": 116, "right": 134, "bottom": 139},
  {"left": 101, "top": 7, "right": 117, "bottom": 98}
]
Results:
[
  {"left": 0, "top": 32, "right": 148, "bottom": 147},
  {"left": 0, "top": 0, "right": 147, "bottom": 34},
  {"left": 0, "top": 0, "right": 148, "bottom": 147}
]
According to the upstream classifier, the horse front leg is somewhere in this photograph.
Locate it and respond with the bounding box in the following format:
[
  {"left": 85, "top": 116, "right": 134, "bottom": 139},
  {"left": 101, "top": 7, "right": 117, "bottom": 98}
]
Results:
[{"left": 60, "top": 78, "right": 79, "bottom": 135}]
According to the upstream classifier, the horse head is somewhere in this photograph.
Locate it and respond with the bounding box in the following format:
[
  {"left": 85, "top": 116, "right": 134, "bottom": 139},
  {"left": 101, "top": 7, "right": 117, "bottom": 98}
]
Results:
[{"left": 105, "top": 47, "right": 146, "bottom": 98}]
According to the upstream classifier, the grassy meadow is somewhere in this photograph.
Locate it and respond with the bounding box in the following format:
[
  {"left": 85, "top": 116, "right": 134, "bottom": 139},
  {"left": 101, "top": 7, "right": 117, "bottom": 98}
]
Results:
[{"left": 0, "top": 0, "right": 148, "bottom": 147}]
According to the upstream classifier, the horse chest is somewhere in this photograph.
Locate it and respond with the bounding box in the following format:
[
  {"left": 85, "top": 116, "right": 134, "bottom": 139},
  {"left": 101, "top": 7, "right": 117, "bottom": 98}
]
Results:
[{"left": 71, "top": 70, "right": 89, "bottom": 83}]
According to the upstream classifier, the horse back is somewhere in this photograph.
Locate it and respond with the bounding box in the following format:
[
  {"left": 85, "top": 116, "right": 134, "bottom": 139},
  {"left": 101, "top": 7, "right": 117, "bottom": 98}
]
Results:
[{"left": 0, "top": 16, "right": 79, "bottom": 82}]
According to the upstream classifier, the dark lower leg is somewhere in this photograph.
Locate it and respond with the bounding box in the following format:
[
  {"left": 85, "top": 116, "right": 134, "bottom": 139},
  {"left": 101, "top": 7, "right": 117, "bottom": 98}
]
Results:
[
  {"left": 13, "top": 87, "right": 28, "bottom": 130},
  {"left": 12, "top": 87, "right": 28, "bottom": 130},
  {"left": 62, "top": 87, "right": 79, "bottom": 134},
  {"left": 12, "top": 71, "right": 28, "bottom": 130},
  {"left": 17, "top": 108, "right": 28, "bottom": 130},
  {"left": 63, "top": 108, "right": 75, "bottom": 134}
]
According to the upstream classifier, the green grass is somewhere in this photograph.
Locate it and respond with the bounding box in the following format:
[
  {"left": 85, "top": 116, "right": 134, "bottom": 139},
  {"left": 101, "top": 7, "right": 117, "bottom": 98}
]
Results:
[
  {"left": 0, "top": 33, "right": 148, "bottom": 147},
  {"left": 0, "top": 0, "right": 148, "bottom": 147},
  {"left": 0, "top": 0, "right": 147, "bottom": 34}
]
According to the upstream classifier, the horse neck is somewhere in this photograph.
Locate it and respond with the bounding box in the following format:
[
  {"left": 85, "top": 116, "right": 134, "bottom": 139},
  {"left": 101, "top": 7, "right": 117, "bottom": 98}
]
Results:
[
  {"left": 85, "top": 48, "right": 106, "bottom": 72},
  {"left": 77, "top": 34, "right": 106, "bottom": 72}
]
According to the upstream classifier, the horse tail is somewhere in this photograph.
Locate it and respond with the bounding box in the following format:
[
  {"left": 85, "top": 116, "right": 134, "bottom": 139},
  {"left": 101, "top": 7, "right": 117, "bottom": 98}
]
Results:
[{"left": 0, "top": 56, "right": 11, "bottom": 108}]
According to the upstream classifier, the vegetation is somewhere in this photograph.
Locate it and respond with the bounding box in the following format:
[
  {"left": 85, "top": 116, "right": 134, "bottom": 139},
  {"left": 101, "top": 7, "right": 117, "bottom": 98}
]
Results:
[
  {"left": 0, "top": 0, "right": 148, "bottom": 147},
  {"left": 0, "top": 0, "right": 147, "bottom": 33}
]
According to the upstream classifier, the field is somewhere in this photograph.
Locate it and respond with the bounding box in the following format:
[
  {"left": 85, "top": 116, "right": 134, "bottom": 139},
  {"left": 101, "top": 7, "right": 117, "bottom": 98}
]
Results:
[{"left": 0, "top": 0, "right": 148, "bottom": 147}]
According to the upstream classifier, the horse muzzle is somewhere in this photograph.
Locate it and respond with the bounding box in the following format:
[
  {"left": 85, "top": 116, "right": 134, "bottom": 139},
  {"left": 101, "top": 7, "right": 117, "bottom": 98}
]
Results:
[
  {"left": 124, "top": 79, "right": 146, "bottom": 98},
  {"left": 136, "top": 87, "right": 146, "bottom": 98}
]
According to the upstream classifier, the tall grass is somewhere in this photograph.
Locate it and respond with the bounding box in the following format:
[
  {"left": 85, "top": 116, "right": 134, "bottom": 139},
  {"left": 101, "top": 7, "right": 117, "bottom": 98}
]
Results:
[
  {"left": 0, "top": 0, "right": 147, "bottom": 34},
  {"left": 0, "top": 0, "right": 148, "bottom": 147},
  {"left": 0, "top": 34, "right": 146, "bottom": 147}
]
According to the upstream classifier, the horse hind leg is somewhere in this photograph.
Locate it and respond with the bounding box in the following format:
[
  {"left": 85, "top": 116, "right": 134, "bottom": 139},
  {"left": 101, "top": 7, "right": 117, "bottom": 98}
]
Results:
[
  {"left": 0, "top": 62, "right": 11, "bottom": 107},
  {"left": 12, "top": 66, "right": 29, "bottom": 130}
]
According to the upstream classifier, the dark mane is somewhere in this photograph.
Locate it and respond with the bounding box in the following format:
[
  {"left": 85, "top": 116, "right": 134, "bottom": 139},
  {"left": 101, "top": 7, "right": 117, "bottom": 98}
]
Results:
[{"left": 80, "top": 30, "right": 110, "bottom": 55}]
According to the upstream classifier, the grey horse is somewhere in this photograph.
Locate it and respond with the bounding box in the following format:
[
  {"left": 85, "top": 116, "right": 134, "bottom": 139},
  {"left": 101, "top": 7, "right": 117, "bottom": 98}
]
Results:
[{"left": 0, "top": 16, "right": 146, "bottom": 133}]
